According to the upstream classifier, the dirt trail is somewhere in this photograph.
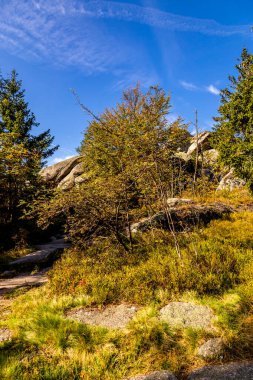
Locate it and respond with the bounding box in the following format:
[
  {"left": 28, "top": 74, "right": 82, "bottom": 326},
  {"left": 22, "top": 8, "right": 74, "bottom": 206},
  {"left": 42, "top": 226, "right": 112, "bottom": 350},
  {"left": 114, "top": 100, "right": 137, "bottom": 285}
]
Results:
[
  {"left": 0, "top": 238, "right": 69, "bottom": 295},
  {"left": 0, "top": 269, "right": 48, "bottom": 295}
]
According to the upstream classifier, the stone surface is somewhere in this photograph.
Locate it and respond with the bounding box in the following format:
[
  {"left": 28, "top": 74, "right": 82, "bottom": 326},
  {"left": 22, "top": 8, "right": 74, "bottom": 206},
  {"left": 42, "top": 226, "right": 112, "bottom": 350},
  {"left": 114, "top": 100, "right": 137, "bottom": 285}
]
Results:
[
  {"left": 66, "top": 304, "right": 138, "bottom": 329},
  {"left": 58, "top": 162, "right": 85, "bottom": 190},
  {"left": 0, "top": 328, "right": 12, "bottom": 343},
  {"left": 126, "top": 371, "right": 177, "bottom": 380},
  {"left": 160, "top": 302, "right": 214, "bottom": 330},
  {"left": 197, "top": 338, "right": 223, "bottom": 358},
  {"left": 38, "top": 132, "right": 245, "bottom": 195},
  {"left": 175, "top": 151, "right": 191, "bottom": 162},
  {"left": 74, "top": 174, "right": 87, "bottom": 185},
  {"left": 187, "top": 361, "right": 253, "bottom": 380},
  {"left": 187, "top": 132, "right": 211, "bottom": 156},
  {"left": 217, "top": 170, "right": 246, "bottom": 191},
  {"left": 40, "top": 156, "right": 88, "bottom": 190},
  {"left": 175, "top": 132, "right": 212, "bottom": 163},
  {"left": 130, "top": 203, "right": 233, "bottom": 233},
  {"left": 40, "top": 156, "right": 82, "bottom": 183}
]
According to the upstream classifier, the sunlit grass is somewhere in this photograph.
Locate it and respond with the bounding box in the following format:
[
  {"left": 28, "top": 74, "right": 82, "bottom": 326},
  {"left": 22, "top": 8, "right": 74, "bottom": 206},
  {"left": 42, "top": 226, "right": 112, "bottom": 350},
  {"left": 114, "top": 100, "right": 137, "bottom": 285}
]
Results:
[{"left": 1, "top": 205, "right": 253, "bottom": 379}]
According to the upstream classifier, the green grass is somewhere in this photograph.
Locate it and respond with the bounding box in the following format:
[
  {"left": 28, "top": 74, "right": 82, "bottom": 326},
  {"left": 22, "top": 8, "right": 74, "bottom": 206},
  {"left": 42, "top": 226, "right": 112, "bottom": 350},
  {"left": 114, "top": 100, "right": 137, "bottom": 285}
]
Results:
[
  {"left": 0, "top": 295, "right": 203, "bottom": 380},
  {"left": 48, "top": 211, "right": 253, "bottom": 305},
  {"left": 1, "top": 210, "right": 253, "bottom": 379}
]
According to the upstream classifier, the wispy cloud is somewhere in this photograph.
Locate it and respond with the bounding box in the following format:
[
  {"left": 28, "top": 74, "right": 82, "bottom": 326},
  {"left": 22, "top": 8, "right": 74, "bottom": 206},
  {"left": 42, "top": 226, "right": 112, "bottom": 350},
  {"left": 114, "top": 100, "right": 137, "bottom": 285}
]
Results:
[
  {"left": 0, "top": 0, "right": 250, "bottom": 76},
  {"left": 206, "top": 84, "right": 220, "bottom": 95},
  {"left": 180, "top": 80, "right": 198, "bottom": 91},
  {"left": 180, "top": 80, "right": 221, "bottom": 96},
  {"left": 51, "top": 155, "right": 76, "bottom": 164},
  {"left": 79, "top": 1, "right": 250, "bottom": 37},
  {"left": 0, "top": 0, "right": 129, "bottom": 73},
  {"left": 113, "top": 70, "right": 159, "bottom": 90}
]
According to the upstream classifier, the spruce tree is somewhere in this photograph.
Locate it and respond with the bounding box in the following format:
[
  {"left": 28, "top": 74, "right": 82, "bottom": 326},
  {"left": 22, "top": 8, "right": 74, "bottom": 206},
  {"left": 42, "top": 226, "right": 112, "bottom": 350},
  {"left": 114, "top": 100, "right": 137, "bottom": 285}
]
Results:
[
  {"left": 0, "top": 70, "right": 58, "bottom": 235},
  {"left": 213, "top": 48, "right": 253, "bottom": 191}
]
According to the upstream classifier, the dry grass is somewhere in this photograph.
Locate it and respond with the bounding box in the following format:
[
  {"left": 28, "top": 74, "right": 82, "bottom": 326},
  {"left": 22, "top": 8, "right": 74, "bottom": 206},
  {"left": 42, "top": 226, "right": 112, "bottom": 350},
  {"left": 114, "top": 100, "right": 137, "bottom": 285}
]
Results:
[{"left": 1, "top": 194, "right": 253, "bottom": 379}]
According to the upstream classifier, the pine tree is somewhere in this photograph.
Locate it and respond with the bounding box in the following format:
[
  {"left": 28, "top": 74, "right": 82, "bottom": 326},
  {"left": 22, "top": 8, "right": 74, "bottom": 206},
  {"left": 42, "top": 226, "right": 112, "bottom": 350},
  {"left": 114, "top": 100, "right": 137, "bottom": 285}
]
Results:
[
  {"left": 0, "top": 70, "right": 58, "bottom": 233},
  {"left": 213, "top": 48, "right": 253, "bottom": 191}
]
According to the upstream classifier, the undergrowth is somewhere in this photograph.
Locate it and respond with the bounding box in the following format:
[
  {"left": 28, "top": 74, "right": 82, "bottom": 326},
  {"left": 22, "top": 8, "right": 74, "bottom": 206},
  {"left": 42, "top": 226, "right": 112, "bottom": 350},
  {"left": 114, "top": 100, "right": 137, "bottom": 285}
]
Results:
[
  {"left": 48, "top": 211, "right": 253, "bottom": 305},
  {"left": 1, "top": 211, "right": 253, "bottom": 379}
]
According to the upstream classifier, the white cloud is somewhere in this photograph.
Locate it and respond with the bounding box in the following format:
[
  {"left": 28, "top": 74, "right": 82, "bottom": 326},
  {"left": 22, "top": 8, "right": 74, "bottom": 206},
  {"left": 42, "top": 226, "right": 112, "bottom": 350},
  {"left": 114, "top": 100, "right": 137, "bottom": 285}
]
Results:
[
  {"left": 180, "top": 81, "right": 221, "bottom": 95},
  {"left": 207, "top": 84, "right": 220, "bottom": 95},
  {"left": 180, "top": 80, "right": 198, "bottom": 91},
  {"left": 51, "top": 155, "right": 76, "bottom": 164}
]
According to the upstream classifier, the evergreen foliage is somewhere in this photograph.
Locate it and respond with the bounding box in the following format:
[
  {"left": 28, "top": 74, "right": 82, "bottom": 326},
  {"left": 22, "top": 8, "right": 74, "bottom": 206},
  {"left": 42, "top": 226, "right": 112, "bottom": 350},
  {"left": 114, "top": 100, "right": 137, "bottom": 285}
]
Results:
[
  {"left": 0, "top": 70, "right": 58, "bottom": 249},
  {"left": 213, "top": 48, "right": 253, "bottom": 191}
]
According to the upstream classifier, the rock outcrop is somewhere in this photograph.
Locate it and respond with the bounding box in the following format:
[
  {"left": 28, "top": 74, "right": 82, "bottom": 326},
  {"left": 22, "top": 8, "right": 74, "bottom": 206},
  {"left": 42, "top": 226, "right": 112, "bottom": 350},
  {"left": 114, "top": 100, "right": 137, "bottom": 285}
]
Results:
[
  {"left": 176, "top": 132, "right": 214, "bottom": 162},
  {"left": 187, "top": 132, "right": 212, "bottom": 156},
  {"left": 166, "top": 198, "right": 195, "bottom": 207},
  {"left": 201, "top": 148, "right": 219, "bottom": 165},
  {"left": 40, "top": 156, "right": 87, "bottom": 190},
  {"left": 217, "top": 170, "right": 246, "bottom": 191},
  {"left": 125, "top": 362, "right": 253, "bottom": 380},
  {"left": 130, "top": 201, "right": 233, "bottom": 233},
  {"left": 57, "top": 162, "right": 85, "bottom": 190},
  {"left": 40, "top": 156, "right": 81, "bottom": 182},
  {"left": 40, "top": 131, "right": 245, "bottom": 192}
]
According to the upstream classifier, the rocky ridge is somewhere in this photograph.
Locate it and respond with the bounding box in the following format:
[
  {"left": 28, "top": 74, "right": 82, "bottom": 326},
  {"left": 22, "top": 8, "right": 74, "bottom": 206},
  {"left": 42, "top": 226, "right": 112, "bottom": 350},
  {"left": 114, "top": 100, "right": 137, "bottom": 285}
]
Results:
[
  {"left": 130, "top": 201, "right": 232, "bottom": 233},
  {"left": 40, "top": 132, "right": 245, "bottom": 192},
  {"left": 40, "top": 155, "right": 87, "bottom": 190}
]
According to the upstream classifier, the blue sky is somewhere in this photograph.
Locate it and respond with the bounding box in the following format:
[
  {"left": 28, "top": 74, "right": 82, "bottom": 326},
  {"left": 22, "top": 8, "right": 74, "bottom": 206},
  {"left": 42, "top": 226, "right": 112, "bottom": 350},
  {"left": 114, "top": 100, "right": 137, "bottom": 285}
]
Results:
[{"left": 1, "top": 0, "right": 253, "bottom": 164}]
